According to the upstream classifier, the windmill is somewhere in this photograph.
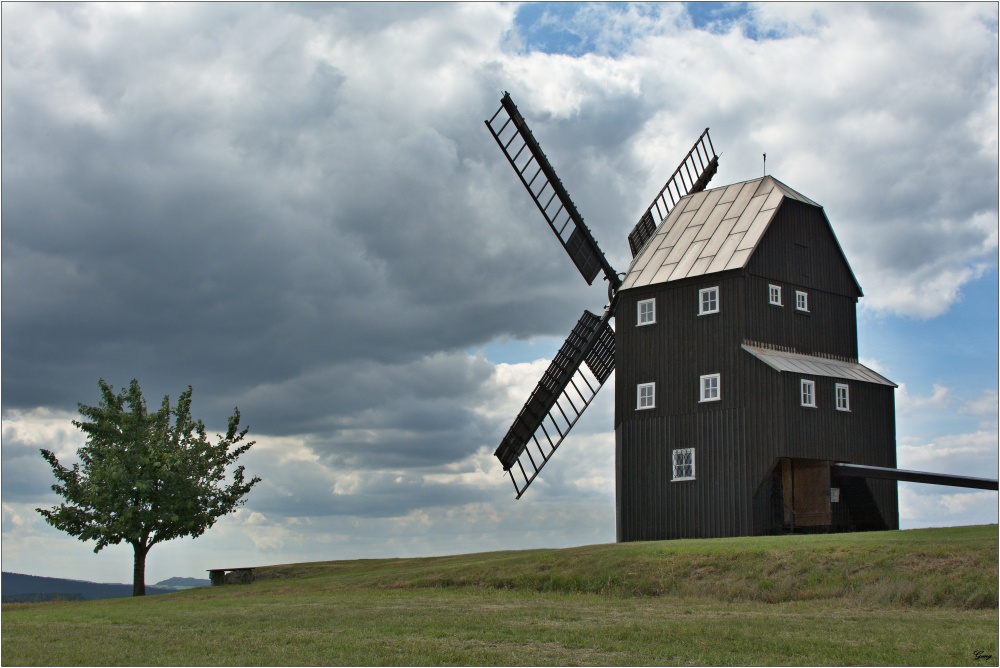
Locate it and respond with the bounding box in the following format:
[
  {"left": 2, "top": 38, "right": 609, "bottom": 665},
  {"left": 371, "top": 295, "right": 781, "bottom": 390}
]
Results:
[
  {"left": 485, "top": 92, "right": 718, "bottom": 499},
  {"left": 485, "top": 92, "right": 996, "bottom": 542}
]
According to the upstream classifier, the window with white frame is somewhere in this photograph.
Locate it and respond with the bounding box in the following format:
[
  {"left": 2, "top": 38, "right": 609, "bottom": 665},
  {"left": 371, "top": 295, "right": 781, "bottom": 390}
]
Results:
[
  {"left": 836, "top": 383, "right": 850, "bottom": 411},
  {"left": 637, "top": 382, "right": 655, "bottom": 410},
  {"left": 637, "top": 298, "right": 656, "bottom": 326},
  {"left": 769, "top": 284, "right": 782, "bottom": 306},
  {"left": 801, "top": 379, "right": 816, "bottom": 407},
  {"left": 699, "top": 286, "right": 719, "bottom": 315},
  {"left": 700, "top": 374, "right": 720, "bottom": 402},
  {"left": 672, "top": 448, "right": 695, "bottom": 481},
  {"left": 796, "top": 290, "right": 809, "bottom": 312}
]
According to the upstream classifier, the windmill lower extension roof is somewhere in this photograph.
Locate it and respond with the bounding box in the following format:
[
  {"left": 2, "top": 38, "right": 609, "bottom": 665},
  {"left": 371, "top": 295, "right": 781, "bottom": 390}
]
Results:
[
  {"left": 620, "top": 175, "right": 860, "bottom": 291},
  {"left": 742, "top": 344, "right": 897, "bottom": 387}
]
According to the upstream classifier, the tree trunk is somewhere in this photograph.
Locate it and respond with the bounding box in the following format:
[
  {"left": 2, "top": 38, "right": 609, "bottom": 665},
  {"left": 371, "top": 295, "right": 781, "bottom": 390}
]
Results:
[{"left": 132, "top": 542, "right": 149, "bottom": 596}]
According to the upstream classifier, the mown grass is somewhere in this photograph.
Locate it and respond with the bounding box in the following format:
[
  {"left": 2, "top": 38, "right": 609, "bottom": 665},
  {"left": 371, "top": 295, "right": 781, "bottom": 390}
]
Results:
[
  {"left": 251, "top": 524, "right": 998, "bottom": 608},
  {"left": 3, "top": 526, "right": 997, "bottom": 666}
]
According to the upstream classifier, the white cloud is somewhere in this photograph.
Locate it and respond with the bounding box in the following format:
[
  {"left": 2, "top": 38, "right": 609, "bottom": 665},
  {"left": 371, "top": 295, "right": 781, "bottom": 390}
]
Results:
[
  {"left": 898, "top": 429, "right": 999, "bottom": 476},
  {"left": 899, "top": 485, "right": 998, "bottom": 528},
  {"left": 896, "top": 383, "right": 953, "bottom": 415},
  {"left": 960, "top": 389, "right": 999, "bottom": 430},
  {"left": 859, "top": 357, "right": 888, "bottom": 375}
]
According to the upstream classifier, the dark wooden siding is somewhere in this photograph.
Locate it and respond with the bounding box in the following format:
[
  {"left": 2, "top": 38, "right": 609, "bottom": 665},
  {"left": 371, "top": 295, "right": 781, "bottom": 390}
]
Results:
[
  {"left": 614, "top": 271, "right": 745, "bottom": 426},
  {"left": 743, "top": 355, "right": 898, "bottom": 531},
  {"left": 613, "top": 195, "right": 898, "bottom": 541},
  {"left": 743, "top": 275, "right": 859, "bottom": 359},
  {"left": 615, "top": 276, "right": 757, "bottom": 541},
  {"left": 616, "top": 408, "right": 752, "bottom": 541},
  {"left": 744, "top": 200, "right": 861, "bottom": 359},
  {"left": 746, "top": 199, "right": 862, "bottom": 298}
]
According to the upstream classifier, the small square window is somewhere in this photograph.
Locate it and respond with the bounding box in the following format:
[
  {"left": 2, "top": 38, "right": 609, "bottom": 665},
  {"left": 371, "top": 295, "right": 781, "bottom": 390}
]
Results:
[
  {"left": 700, "top": 374, "right": 720, "bottom": 402},
  {"left": 769, "top": 284, "right": 782, "bottom": 306},
  {"left": 796, "top": 291, "right": 809, "bottom": 312},
  {"left": 836, "top": 383, "right": 850, "bottom": 411},
  {"left": 637, "top": 382, "right": 655, "bottom": 410},
  {"left": 699, "top": 287, "right": 719, "bottom": 315},
  {"left": 672, "top": 448, "right": 695, "bottom": 481},
  {"left": 637, "top": 298, "right": 656, "bottom": 326},
  {"left": 801, "top": 379, "right": 816, "bottom": 407}
]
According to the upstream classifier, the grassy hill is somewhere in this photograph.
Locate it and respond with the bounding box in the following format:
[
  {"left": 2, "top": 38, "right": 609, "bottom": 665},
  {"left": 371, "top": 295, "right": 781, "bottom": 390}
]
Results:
[{"left": 2, "top": 525, "right": 997, "bottom": 666}]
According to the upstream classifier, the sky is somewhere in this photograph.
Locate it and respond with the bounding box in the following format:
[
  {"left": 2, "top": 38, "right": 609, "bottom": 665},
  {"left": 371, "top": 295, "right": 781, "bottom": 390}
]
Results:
[{"left": 2, "top": 2, "right": 997, "bottom": 585}]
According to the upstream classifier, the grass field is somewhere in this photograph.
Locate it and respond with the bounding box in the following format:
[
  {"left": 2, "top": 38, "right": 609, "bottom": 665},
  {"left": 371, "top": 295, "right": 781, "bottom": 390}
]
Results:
[{"left": 3, "top": 525, "right": 997, "bottom": 666}]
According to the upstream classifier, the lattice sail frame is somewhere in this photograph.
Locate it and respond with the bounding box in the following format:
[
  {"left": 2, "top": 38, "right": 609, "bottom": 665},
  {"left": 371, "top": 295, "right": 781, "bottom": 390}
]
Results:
[
  {"left": 485, "top": 92, "right": 719, "bottom": 499},
  {"left": 486, "top": 93, "right": 620, "bottom": 291},
  {"left": 494, "top": 310, "right": 615, "bottom": 498},
  {"left": 627, "top": 129, "right": 719, "bottom": 257}
]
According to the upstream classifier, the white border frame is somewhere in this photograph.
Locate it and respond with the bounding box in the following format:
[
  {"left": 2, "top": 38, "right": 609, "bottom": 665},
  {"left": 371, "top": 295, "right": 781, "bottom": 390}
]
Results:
[
  {"left": 637, "top": 298, "right": 656, "bottom": 326},
  {"left": 795, "top": 290, "right": 809, "bottom": 312},
  {"left": 801, "top": 379, "right": 816, "bottom": 407},
  {"left": 700, "top": 373, "right": 720, "bottom": 402},
  {"left": 672, "top": 447, "right": 696, "bottom": 482},
  {"left": 698, "top": 286, "right": 720, "bottom": 315},
  {"left": 637, "top": 382, "right": 655, "bottom": 410},
  {"left": 769, "top": 284, "right": 782, "bottom": 306},
  {"left": 835, "top": 383, "right": 850, "bottom": 411}
]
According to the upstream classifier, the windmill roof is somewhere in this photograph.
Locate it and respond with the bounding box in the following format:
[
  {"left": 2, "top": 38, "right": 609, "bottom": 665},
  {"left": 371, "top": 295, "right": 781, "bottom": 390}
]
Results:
[
  {"left": 620, "top": 176, "right": 821, "bottom": 290},
  {"left": 741, "top": 344, "right": 897, "bottom": 387}
]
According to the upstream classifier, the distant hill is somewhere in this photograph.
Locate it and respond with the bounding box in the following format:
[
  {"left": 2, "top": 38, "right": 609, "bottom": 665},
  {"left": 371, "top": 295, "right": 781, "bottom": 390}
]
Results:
[
  {"left": 2, "top": 572, "right": 175, "bottom": 602},
  {"left": 155, "top": 576, "right": 210, "bottom": 589}
]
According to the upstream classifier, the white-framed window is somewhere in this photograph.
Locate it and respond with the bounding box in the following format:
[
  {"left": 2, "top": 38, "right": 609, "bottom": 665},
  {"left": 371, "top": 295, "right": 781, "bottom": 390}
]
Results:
[
  {"left": 672, "top": 448, "right": 695, "bottom": 481},
  {"left": 801, "top": 379, "right": 816, "bottom": 407},
  {"left": 795, "top": 290, "right": 809, "bottom": 312},
  {"left": 699, "top": 287, "right": 719, "bottom": 315},
  {"left": 637, "top": 298, "right": 656, "bottom": 326},
  {"left": 637, "top": 382, "right": 655, "bottom": 410},
  {"left": 836, "top": 383, "right": 850, "bottom": 411},
  {"left": 769, "top": 284, "right": 782, "bottom": 306},
  {"left": 700, "top": 374, "right": 720, "bottom": 402}
]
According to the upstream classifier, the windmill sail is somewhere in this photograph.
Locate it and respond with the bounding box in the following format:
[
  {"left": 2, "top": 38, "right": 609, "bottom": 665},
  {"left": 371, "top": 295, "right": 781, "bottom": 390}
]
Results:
[
  {"left": 628, "top": 128, "right": 719, "bottom": 257},
  {"left": 494, "top": 309, "right": 615, "bottom": 498},
  {"left": 486, "top": 93, "right": 620, "bottom": 290}
]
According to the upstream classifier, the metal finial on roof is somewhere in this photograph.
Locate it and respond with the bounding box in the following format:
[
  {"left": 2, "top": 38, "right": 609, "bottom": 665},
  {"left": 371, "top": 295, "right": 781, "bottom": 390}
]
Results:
[{"left": 763, "top": 153, "right": 767, "bottom": 176}]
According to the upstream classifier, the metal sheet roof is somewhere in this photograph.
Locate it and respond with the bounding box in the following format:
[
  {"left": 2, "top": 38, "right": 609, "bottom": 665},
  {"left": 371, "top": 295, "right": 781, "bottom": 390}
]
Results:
[
  {"left": 621, "top": 176, "right": 820, "bottom": 290},
  {"left": 741, "top": 344, "right": 897, "bottom": 387}
]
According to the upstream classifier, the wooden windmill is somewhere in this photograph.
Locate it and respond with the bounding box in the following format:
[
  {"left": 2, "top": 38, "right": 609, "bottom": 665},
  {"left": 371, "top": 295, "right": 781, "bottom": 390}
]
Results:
[{"left": 485, "top": 92, "right": 996, "bottom": 541}]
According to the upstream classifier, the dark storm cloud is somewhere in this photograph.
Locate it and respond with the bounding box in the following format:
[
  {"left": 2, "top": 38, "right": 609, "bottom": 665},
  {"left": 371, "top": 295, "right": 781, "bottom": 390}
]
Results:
[
  {"left": 249, "top": 461, "right": 494, "bottom": 519},
  {"left": 231, "top": 353, "right": 499, "bottom": 463},
  {"left": 1, "top": 3, "right": 593, "bottom": 428},
  {"left": 1, "top": 436, "right": 61, "bottom": 503}
]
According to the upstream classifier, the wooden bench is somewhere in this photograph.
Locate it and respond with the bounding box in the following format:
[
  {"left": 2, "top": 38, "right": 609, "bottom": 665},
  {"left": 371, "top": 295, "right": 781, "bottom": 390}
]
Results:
[{"left": 207, "top": 567, "right": 255, "bottom": 586}]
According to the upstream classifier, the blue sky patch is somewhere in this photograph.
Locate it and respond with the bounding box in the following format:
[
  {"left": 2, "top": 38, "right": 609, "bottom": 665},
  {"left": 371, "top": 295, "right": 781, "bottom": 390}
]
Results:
[
  {"left": 512, "top": 2, "right": 662, "bottom": 56},
  {"left": 513, "top": 2, "right": 759, "bottom": 56}
]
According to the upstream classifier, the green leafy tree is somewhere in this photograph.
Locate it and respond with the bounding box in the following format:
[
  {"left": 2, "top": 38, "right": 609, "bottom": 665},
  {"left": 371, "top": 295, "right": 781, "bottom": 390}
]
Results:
[{"left": 38, "top": 379, "right": 261, "bottom": 596}]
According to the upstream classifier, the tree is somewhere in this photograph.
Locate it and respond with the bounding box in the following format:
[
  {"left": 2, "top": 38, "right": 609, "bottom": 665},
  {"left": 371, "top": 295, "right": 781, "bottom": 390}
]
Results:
[{"left": 37, "top": 379, "right": 261, "bottom": 596}]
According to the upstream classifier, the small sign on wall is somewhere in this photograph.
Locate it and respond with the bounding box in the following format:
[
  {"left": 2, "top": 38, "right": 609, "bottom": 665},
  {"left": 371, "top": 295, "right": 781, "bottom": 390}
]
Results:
[{"left": 830, "top": 487, "right": 840, "bottom": 503}]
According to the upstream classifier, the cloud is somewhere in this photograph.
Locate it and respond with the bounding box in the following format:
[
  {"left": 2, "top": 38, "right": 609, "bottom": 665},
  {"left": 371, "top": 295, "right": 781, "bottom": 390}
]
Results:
[
  {"left": 898, "top": 429, "right": 999, "bottom": 477},
  {"left": 959, "top": 389, "right": 999, "bottom": 430},
  {"left": 1, "top": 408, "right": 86, "bottom": 503},
  {"left": 898, "top": 486, "right": 998, "bottom": 527},
  {"left": 1, "top": 3, "right": 996, "bottom": 580},
  {"left": 896, "top": 383, "right": 952, "bottom": 415},
  {"left": 5, "top": 3, "right": 995, "bottom": 414}
]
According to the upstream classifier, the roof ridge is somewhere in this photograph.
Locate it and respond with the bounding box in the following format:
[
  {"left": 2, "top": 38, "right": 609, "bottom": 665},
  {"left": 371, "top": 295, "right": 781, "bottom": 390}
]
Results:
[{"left": 741, "top": 340, "right": 858, "bottom": 364}]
